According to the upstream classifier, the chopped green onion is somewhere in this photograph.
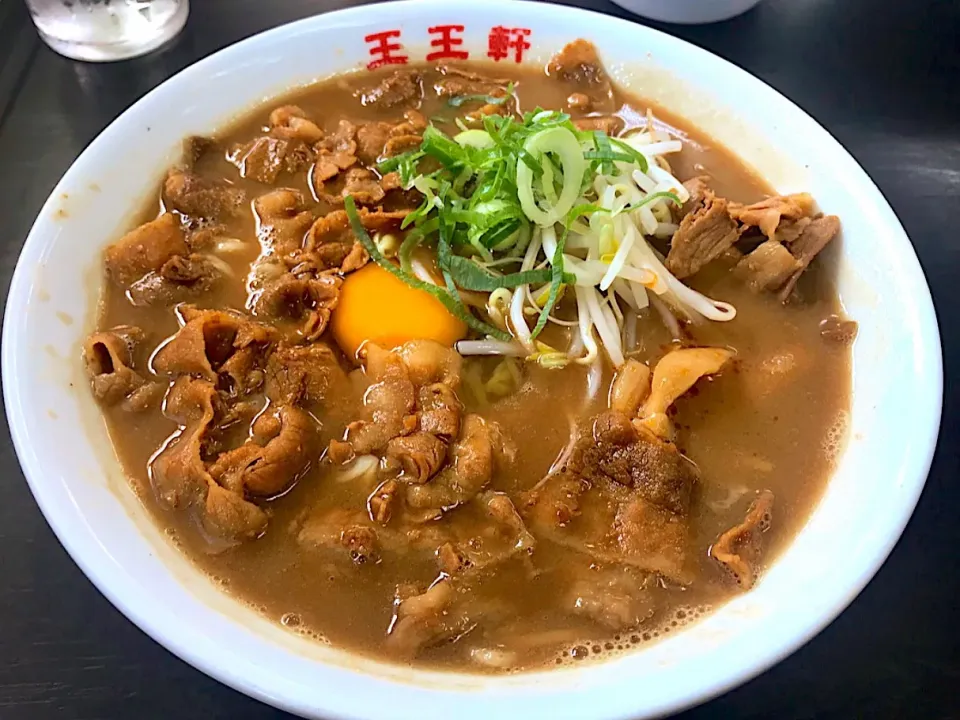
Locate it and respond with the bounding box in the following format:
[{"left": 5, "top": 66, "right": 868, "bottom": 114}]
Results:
[
  {"left": 609, "top": 137, "right": 650, "bottom": 173},
  {"left": 398, "top": 231, "right": 423, "bottom": 273},
  {"left": 421, "top": 125, "right": 467, "bottom": 169},
  {"left": 592, "top": 131, "right": 616, "bottom": 175},
  {"left": 447, "top": 82, "right": 515, "bottom": 109},
  {"left": 377, "top": 149, "right": 419, "bottom": 175},
  {"left": 455, "top": 129, "right": 495, "bottom": 149},
  {"left": 516, "top": 126, "right": 586, "bottom": 227},
  {"left": 517, "top": 148, "right": 544, "bottom": 177},
  {"left": 444, "top": 258, "right": 561, "bottom": 292},
  {"left": 532, "top": 228, "right": 570, "bottom": 339},
  {"left": 583, "top": 150, "right": 635, "bottom": 163},
  {"left": 625, "top": 190, "right": 681, "bottom": 211}
]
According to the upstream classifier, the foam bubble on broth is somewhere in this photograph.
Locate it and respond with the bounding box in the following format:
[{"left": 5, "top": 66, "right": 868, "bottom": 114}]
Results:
[
  {"left": 552, "top": 604, "right": 713, "bottom": 666},
  {"left": 822, "top": 409, "right": 850, "bottom": 462}
]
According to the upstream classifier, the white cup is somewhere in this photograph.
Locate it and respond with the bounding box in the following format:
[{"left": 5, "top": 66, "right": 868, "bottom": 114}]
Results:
[{"left": 608, "top": 0, "right": 764, "bottom": 24}]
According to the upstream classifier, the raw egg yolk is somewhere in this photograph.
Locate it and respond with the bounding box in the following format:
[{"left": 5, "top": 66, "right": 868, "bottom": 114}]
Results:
[{"left": 332, "top": 263, "right": 467, "bottom": 361}]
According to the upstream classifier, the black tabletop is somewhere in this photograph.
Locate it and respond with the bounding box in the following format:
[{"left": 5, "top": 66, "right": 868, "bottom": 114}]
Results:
[{"left": 0, "top": 0, "right": 957, "bottom": 718}]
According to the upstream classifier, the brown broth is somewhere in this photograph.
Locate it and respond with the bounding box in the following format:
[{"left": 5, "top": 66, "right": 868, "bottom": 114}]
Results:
[{"left": 95, "top": 61, "right": 850, "bottom": 672}]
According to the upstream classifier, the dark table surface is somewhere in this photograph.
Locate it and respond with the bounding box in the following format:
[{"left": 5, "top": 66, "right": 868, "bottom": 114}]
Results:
[{"left": 1, "top": 0, "right": 958, "bottom": 718}]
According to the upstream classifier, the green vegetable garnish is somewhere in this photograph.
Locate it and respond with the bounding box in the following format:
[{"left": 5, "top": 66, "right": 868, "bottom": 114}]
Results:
[
  {"left": 447, "top": 82, "right": 515, "bottom": 108},
  {"left": 360, "top": 103, "right": 677, "bottom": 349},
  {"left": 609, "top": 137, "right": 650, "bottom": 173}
]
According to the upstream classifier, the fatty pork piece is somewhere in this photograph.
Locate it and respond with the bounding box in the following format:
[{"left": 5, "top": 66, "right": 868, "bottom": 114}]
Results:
[
  {"left": 163, "top": 170, "right": 246, "bottom": 221},
  {"left": 664, "top": 178, "right": 841, "bottom": 302},
  {"left": 303, "top": 412, "right": 521, "bottom": 570},
  {"left": 385, "top": 506, "right": 531, "bottom": 658},
  {"left": 297, "top": 490, "right": 533, "bottom": 575},
  {"left": 609, "top": 347, "right": 734, "bottom": 440},
  {"left": 565, "top": 563, "right": 658, "bottom": 630},
  {"left": 665, "top": 178, "right": 741, "bottom": 280},
  {"left": 82, "top": 325, "right": 168, "bottom": 412},
  {"left": 252, "top": 271, "right": 342, "bottom": 342},
  {"left": 355, "top": 69, "right": 423, "bottom": 110},
  {"left": 102, "top": 212, "right": 229, "bottom": 307},
  {"left": 335, "top": 340, "right": 462, "bottom": 457},
  {"left": 386, "top": 577, "right": 504, "bottom": 660},
  {"left": 521, "top": 411, "right": 698, "bottom": 583},
  {"left": 228, "top": 105, "right": 323, "bottom": 184},
  {"left": 151, "top": 305, "right": 278, "bottom": 397},
  {"left": 546, "top": 39, "right": 615, "bottom": 112},
  {"left": 151, "top": 373, "right": 320, "bottom": 545},
  {"left": 710, "top": 490, "right": 775, "bottom": 589},
  {"left": 402, "top": 414, "right": 514, "bottom": 518},
  {"left": 264, "top": 342, "right": 348, "bottom": 407},
  {"left": 522, "top": 347, "right": 733, "bottom": 584},
  {"left": 83, "top": 325, "right": 143, "bottom": 403},
  {"left": 149, "top": 377, "right": 268, "bottom": 544}
]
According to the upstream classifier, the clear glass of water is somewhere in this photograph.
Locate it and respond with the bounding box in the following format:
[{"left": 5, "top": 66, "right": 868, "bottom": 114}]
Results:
[{"left": 25, "top": 0, "right": 190, "bottom": 62}]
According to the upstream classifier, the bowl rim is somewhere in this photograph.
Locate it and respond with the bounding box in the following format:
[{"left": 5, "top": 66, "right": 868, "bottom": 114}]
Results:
[{"left": 2, "top": 1, "right": 943, "bottom": 718}]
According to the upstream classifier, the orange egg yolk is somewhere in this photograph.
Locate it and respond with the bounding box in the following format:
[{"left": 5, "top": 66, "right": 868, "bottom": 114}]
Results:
[{"left": 332, "top": 263, "right": 467, "bottom": 361}]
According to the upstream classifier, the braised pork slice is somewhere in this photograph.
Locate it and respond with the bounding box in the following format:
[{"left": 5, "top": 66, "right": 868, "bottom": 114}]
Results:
[
  {"left": 734, "top": 239, "right": 802, "bottom": 292},
  {"left": 386, "top": 580, "right": 470, "bottom": 658},
  {"left": 149, "top": 377, "right": 267, "bottom": 544},
  {"left": 231, "top": 136, "right": 312, "bottom": 185},
  {"left": 710, "top": 490, "right": 775, "bottom": 588},
  {"left": 356, "top": 69, "right": 423, "bottom": 109},
  {"left": 229, "top": 105, "right": 321, "bottom": 184},
  {"left": 637, "top": 347, "right": 734, "bottom": 440},
  {"left": 342, "top": 344, "right": 418, "bottom": 455},
  {"left": 608, "top": 359, "right": 652, "bottom": 417},
  {"left": 356, "top": 122, "right": 393, "bottom": 166},
  {"left": 404, "top": 414, "right": 514, "bottom": 517},
  {"left": 777, "top": 214, "right": 841, "bottom": 301},
  {"left": 252, "top": 272, "right": 342, "bottom": 342},
  {"left": 522, "top": 347, "right": 731, "bottom": 582},
  {"left": 163, "top": 171, "right": 245, "bottom": 221},
  {"left": 303, "top": 208, "right": 409, "bottom": 274},
  {"left": 728, "top": 193, "right": 840, "bottom": 300},
  {"left": 339, "top": 341, "right": 462, "bottom": 456},
  {"left": 522, "top": 412, "right": 698, "bottom": 583},
  {"left": 546, "top": 40, "right": 614, "bottom": 111},
  {"left": 386, "top": 573, "right": 514, "bottom": 659},
  {"left": 566, "top": 564, "right": 657, "bottom": 630},
  {"left": 433, "top": 66, "right": 509, "bottom": 99},
  {"left": 729, "top": 193, "right": 814, "bottom": 239},
  {"left": 265, "top": 342, "right": 347, "bottom": 406},
  {"left": 104, "top": 213, "right": 189, "bottom": 287},
  {"left": 417, "top": 383, "right": 462, "bottom": 439},
  {"left": 385, "top": 432, "right": 447, "bottom": 484},
  {"left": 151, "top": 306, "right": 277, "bottom": 395},
  {"left": 82, "top": 326, "right": 147, "bottom": 406},
  {"left": 207, "top": 405, "right": 318, "bottom": 497},
  {"left": 269, "top": 105, "right": 325, "bottom": 143},
  {"left": 356, "top": 110, "right": 427, "bottom": 165},
  {"left": 665, "top": 182, "right": 740, "bottom": 279},
  {"left": 297, "top": 508, "right": 383, "bottom": 565},
  {"left": 252, "top": 188, "right": 315, "bottom": 258},
  {"left": 126, "top": 253, "right": 226, "bottom": 307},
  {"left": 431, "top": 492, "right": 535, "bottom": 575}
]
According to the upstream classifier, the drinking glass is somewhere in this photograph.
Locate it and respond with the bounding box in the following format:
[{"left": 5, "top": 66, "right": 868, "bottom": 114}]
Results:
[{"left": 25, "top": 0, "right": 190, "bottom": 62}]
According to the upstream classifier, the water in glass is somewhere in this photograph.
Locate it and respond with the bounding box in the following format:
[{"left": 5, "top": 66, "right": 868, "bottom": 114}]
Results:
[{"left": 26, "top": 0, "right": 189, "bottom": 62}]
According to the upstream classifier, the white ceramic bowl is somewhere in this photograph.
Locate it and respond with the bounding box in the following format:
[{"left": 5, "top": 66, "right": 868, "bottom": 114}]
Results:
[
  {"left": 609, "top": 0, "right": 763, "bottom": 25},
  {"left": 2, "top": 2, "right": 942, "bottom": 718}
]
